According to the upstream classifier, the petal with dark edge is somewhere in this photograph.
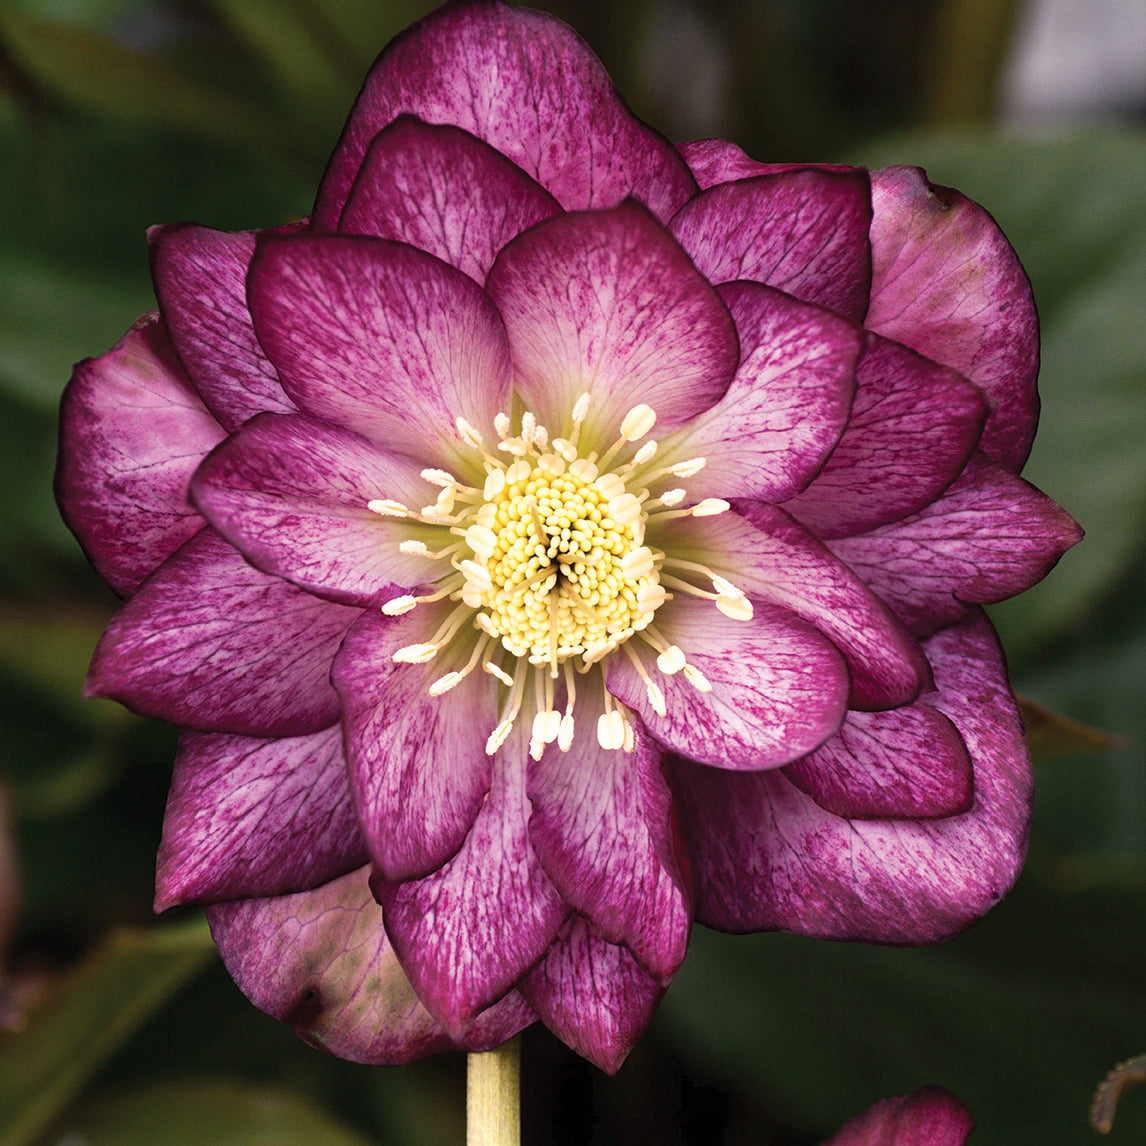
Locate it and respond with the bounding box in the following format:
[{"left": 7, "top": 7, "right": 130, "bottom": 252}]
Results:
[
  {"left": 486, "top": 202, "right": 738, "bottom": 439},
  {"left": 867, "top": 166, "right": 1039, "bottom": 473},
  {"left": 314, "top": 0, "right": 696, "bottom": 228},
  {"left": 825, "top": 1087, "right": 973, "bottom": 1146},
  {"left": 85, "top": 529, "right": 359, "bottom": 737},
  {"left": 339, "top": 115, "right": 561, "bottom": 283},
  {"left": 679, "top": 610, "right": 1031, "bottom": 942},
  {"left": 332, "top": 607, "right": 497, "bottom": 882},
  {"left": 676, "top": 138, "right": 853, "bottom": 189},
  {"left": 669, "top": 168, "right": 872, "bottom": 321},
  {"left": 155, "top": 725, "right": 367, "bottom": 910},
  {"left": 56, "top": 314, "right": 223, "bottom": 596},
  {"left": 209, "top": 867, "right": 535, "bottom": 1065}
]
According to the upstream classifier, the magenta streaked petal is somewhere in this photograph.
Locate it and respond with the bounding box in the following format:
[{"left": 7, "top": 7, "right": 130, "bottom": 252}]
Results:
[
  {"left": 149, "top": 224, "right": 294, "bottom": 431},
  {"left": 332, "top": 608, "right": 496, "bottom": 882},
  {"left": 783, "top": 334, "right": 988, "bottom": 539},
  {"left": 155, "top": 726, "right": 366, "bottom": 910},
  {"left": 829, "top": 452, "right": 1084, "bottom": 635},
  {"left": 208, "top": 866, "right": 535, "bottom": 1065},
  {"left": 486, "top": 202, "right": 738, "bottom": 438},
  {"left": 56, "top": 314, "right": 223, "bottom": 597},
  {"left": 373, "top": 729, "right": 567, "bottom": 1035},
  {"left": 825, "top": 1087, "right": 973, "bottom": 1146},
  {"left": 674, "top": 506, "right": 930, "bottom": 710},
  {"left": 191, "top": 413, "right": 432, "bottom": 607},
  {"left": 783, "top": 704, "right": 973, "bottom": 820},
  {"left": 339, "top": 115, "right": 561, "bottom": 282},
  {"left": 247, "top": 235, "right": 511, "bottom": 469},
  {"left": 314, "top": 0, "right": 696, "bottom": 229},
  {"left": 867, "top": 166, "right": 1039, "bottom": 472},
  {"left": 85, "top": 529, "right": 359, "bottom": 737},
  {"left": 607, "top": 597, "right": 848, "bottom": 770},
  {"left": 527, "top": 708, "right": 690, "bottom": 981},
  {"left": 681, "top": 611, "right": 1031, "bottom": 942},
  {"left": 520, "top": 916, "right": 665, "bottom": 1075},
  {"left": 669, "top": 168, "right": 872, "bottom": 321},
  {"left": 677, "top": 138, "right": 854, "bottom": 189}
]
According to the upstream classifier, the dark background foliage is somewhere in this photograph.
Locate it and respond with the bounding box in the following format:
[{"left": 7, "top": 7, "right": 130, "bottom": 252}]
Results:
[{"left": 1, "top": 0, "right": 1144, "bottom": 1142}]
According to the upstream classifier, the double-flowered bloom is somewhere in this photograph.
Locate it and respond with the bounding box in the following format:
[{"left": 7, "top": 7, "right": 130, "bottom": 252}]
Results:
[{"left": 57, "top": 0, "right": 1081, "bottom": 1071}]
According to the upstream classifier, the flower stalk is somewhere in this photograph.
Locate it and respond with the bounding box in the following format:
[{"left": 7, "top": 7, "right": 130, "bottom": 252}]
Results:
[{"left": 467, "top": 1037, "right": 521, "bottom": 1146}]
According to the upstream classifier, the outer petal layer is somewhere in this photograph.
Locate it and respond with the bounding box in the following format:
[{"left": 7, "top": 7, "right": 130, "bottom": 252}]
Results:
[
  {"left": 825, "top": 1087, "right": 973, "bottom": 1146},
  {"left": 676, "top": 138, "right": 853, "bottom": 189}
]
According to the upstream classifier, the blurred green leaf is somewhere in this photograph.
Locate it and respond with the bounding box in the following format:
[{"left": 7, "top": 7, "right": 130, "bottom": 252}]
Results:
[{"left": 1018, "top": 694, "right": 1121, "bottom": 762}]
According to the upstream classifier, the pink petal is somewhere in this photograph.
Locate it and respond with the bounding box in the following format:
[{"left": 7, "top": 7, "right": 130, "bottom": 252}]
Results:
[
  {"left": 247, "top": 234, "right": 511, "bottom": 469},
  {"left": 664, "top": 281, "right": 859, "bottom": 503},
  {"left": 56, "top": 314, "right": 224, "bottom": 596},
  {"left": 825, "top": 1087, "right": 973, "bottom": 1146},
  {"left": 520, "top": 916, "right": 665, "bottom": 1075},
  {"left": 208, "top": 866, "right": 535, "bottom": 1065},
  {"left": 149, "top": 225, "right": 294, "bottom": 431},
  {"left": 527, "top": 706, "right": 690, "bottom": 981},
  {"left": 677, "top": 138, "right": 853, "bottom": 190},
  {"left": 783, "top": 704, "right": 973, "bottom": 820},
  {"left": 191, "top": 413, "right": 433, "bottom": 608},
  {"left": 85, "top": 529, "right": 359, "bottom": 737},
  {"left": 332, "top": 608, "right": 496, "bottom": 882},
  {"left": 607, "top": 597, "right": 849, "bottom": 770},
  {"left": 486, "top": 202, "right": 738, "bottom": 438},
  {"left": 339, "top": 115, "right": 561, "bottom": 282},
  {"left": 680, "top": 610, "right": 1032, "bottom": 942},
  {"left": 155, "top": 725, "right": 366, "bottom": 910},
  {"left": 783, "top": 334, "right": 987, "bottom": 539},
  {"left": 314, "top": 0, "right": 696, "bottom": 228},
  {"left": 829, "top": 452, "right": 1084, "bottom": 635},
  {"left": 373, "top": 728, "right": 567, "bottom": 1036},
  {"left": 669, "top": 168, "right": 872, "bottom": 320},
  {"left": 866, "top": 166, "right": 1039, "bottom": 472}
]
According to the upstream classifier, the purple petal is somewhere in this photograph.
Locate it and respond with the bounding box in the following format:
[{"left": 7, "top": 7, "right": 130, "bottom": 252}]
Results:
[
  {"left": 667, "top": 281, "right": 859, "bottom": 502},
  {"left": 825, "top": 1087, "right": 973, "bottom": 1146},
  {"left": 607, "top": 597, "right": 849, "bottom": 770},
  {"left": 486, "top": 202, "right": 738, "bottom": 438},
  {"left": 527, "top": 706, "right": 690, "bottom": 981},
  {"left": 679, "top": 610, "right": 1032, "bottom": 942},
  {"left": 783, "top": 704, "right": 973, "bottom": 820},
  {"left": 314, "top": 0, "right": 696, "bottom": 228},
  {"left": 155, "top": 725, "right": 366, "bottom": 910},
  {"left": 783, "top": 334, "right": 988, "bottom": 539},
  {"left": 149, "top": 224, "right": 294, "bottom": 431},
  {"left": 339, "top": 115, "right": 561, "bottom": 282},
  {"left": 191, "top": 413, "right": 433, "bottom": 607},
  {"left": 829, "top": 452, "right": 1084, "bottom": 635},
  {"left": 520, "top": 916, "right": 665, "bottom": 1075},
  {"left": 56, "top": 314, "right": 224, "bottom": 596},
  {"left": 677, "top": 138, "right": 854, "bottom": 190},
  {"left": 669, "top": 168, "right": 872, "bottom": 321},
  {"left": 867, "top": 166, "right": 1039, "bottom": 472},
  {"left": 332, "top": 609, "right": 496, "bottom": 881},
  {"left": 672, "top": 505, "right": 930, "bottom": 710},
  {"left": 85, "top": 529, "right": 359, "bottom": 737},
  {"left": 247, "top": 234, "right": 511, "bottom": 468},
  {"left": 373, "top": 728, "right": 567, "bottom": 1035},
  {"left": 209, "top": 866, "right": 535, "bottom": 1065}
]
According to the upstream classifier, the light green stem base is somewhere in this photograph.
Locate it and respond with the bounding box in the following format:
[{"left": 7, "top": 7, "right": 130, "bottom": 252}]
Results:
[{"left": 467, "top": 1036, "right": 521, "bottom": 1146}]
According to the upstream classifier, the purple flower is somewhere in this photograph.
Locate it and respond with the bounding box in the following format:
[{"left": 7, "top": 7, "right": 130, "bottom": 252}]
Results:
[
  {"left": 56, "top": 0, "right": 1081, "bottom": 1072},
  {"left": 824, "top": 1088, "right": 972, "bottom": 1145}
]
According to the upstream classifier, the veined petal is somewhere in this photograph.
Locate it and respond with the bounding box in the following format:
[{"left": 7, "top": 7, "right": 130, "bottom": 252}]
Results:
[
  {"left": 314, "top": 0, "right": 696, "bottom": 228},
  {"left": 208, "top": 866, "right": 535, "bottom": 1065},
  {"left": 155, "top": 726, "right": 366, "bottom": 910},
  {"left": 486, "top": 202, "right": 738, "bottom": 441},
  {"left": 56, "top": 314, "right": 223, "bottom": 596},
  {"left": 149, "top": 224, "right": 294, "bottom": 431},
  {"left": 339, "top": 115, "right": 561, "bottom": 282},
  {"left": 829, "top": 452, "right": 1084, "bottom": 635},
  {"left": 332, "top": 608, "right": 496, "bottom": 882},
  {"left": 676, "top": 138, "right": 853, "bottom": 189},
  {"left": 783, "top": 704, "right": 973, "bottom": 820},
  {"left": 825, "top": 1088, "right": 973, "bottom": 1146},
  {"left": 85, "top": 529, "right": 359, "bottom": 737},
  {"left": 669, "top": 167, "right": 873, "bottom": 321},
  {"left": 248, "top": 234, "right": 512, "bottom": 471},
  {"left": 867, "top": 166, "right": 1039, "bottom": 472},
  {"left": 680, "top": 610, "right": 1031, "bottom": 942},
  {"left": 607, "top": 597, "right": 849, "bottom": 770},
  {"left": 783, "top": 333, "right": 988, "bottom": 539}
]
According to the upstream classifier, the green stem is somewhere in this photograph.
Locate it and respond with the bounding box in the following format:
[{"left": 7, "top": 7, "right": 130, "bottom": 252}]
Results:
[{"left": 467, "top": 1037, "right": 521, "bottom": 1146}]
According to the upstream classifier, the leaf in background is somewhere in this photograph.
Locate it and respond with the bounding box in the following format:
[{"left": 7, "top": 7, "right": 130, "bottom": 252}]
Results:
[{"left": 1017, "top": 694, "right": 1121, "bottom": 762}]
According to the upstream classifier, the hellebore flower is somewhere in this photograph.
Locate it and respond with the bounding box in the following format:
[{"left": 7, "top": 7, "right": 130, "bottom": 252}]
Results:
[
  {"left": 824, "top": 1088, "right": 972, "bottom": 1145},
  {"left": 56, "top": 0, "right": 1081, "bottom": 1072}
]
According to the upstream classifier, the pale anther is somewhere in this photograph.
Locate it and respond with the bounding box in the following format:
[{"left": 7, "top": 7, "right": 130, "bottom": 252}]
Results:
[
  {"left": 658, "top": 488, "right": 686, "bottom": 507},
  {"left": 506, "top": 459, "right": 531, "bottom": 484},
  {"left": 683, "top": 664, "right": 712, "bottom": 692},
  {"left": 399, "top": 540, "right": 428, "bottom": 556},
  {"left": 486, "top": 720, "right": 513, "bottom": 755},
  {"left": 620, "top": 404, "right": 657, "bottom": 441},
  {"left": 597, "top": 710, "right": 625, "bottom": 750},
  {"left": 667, "top": 458, "right": 706, "bottom": 478},
  {"left": 558, "top": 713, "right": 575, "bottom": 751},
  {"left": 692, "top": 498, "right": 730, "bottom": 517},
  {"left": 572, "top": 392, "right": 591, "bottom": 423},
  {"left": 382, "top": 595, "right": 418, "bottom": 616},
  {"left": 631, "top": 441, "right": 658, "bottom": 466},
  {"left": 569, "top": 458, "right": 598, "bottom": 482},
  {"left": 428, "top": 671, "right": 462, "bottom": 696},
  {"left": 494, "top": 412, "right": 511, "bottom": 437},
  {"left": 393, "top": 643, "right": 438, "bottom": 664},
  {"left": 621, "top": 547, "right": 656, "bottom": 580},
  {"left": 656, "top": 645, "right": 686, "bottom": 674},
  {"left": 483, "top": 469, "right": 506, "bottom": 499},
  {"left": 711, "top": 575, "right": 744, "bottom": 599},
  {"left": 609, "top": 493, "right": 642, "bottom": 527},
  {"left": 716, "top": 595, "right": 754, "bottom": 621},
  {"left": 421, "top": 468, "right": 456, "bottom": 487},
  {"left": 594, "top": 473, "right": 626, "bottom": 500},
  {"left": 455, "top": 417, "right": 483, "bottom": 448},
  {"left": 367, "top": 499, "right": 408, "bottom": 518}
]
